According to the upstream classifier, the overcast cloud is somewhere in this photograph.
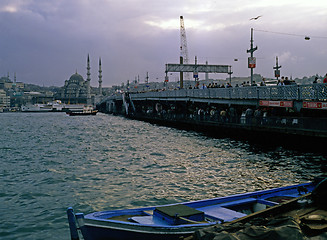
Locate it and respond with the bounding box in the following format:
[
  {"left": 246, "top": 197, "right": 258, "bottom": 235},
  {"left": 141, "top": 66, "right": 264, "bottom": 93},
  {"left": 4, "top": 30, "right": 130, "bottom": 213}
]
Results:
[{"left": 0, "top": 0, "right": 327, "bottom": 87}]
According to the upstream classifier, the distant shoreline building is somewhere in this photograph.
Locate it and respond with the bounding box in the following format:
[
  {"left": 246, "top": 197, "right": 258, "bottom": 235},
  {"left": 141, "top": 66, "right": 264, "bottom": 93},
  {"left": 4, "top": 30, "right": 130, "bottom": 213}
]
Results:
[
  {"left": 0, "top": 73, "right": 24, "bottom": 90},
  {"left": 0, "top": 89, "right": 10, "bottom": 109},
  {"left": 0, "top": 73, "right": 25, "bottom": 108}
]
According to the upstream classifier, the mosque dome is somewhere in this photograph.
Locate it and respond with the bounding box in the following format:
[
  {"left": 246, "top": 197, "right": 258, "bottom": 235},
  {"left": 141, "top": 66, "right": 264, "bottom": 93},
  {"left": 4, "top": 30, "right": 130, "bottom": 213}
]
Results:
[{"left": 68, "top": 72, "right": 85, "bottom": 84}]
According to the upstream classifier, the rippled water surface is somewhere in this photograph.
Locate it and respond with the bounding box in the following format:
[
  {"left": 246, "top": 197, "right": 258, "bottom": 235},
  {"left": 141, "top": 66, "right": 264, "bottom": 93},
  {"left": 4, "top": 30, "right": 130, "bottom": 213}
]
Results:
[{"left": 0, "top": 112, "right": 326, "bottom": 239}]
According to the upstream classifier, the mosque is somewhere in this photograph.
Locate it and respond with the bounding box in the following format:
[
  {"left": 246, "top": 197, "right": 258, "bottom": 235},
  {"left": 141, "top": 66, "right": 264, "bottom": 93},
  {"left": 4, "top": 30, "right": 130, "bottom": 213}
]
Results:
[{"left": 58, "top": 55, "right": 103, "bottom": 105}]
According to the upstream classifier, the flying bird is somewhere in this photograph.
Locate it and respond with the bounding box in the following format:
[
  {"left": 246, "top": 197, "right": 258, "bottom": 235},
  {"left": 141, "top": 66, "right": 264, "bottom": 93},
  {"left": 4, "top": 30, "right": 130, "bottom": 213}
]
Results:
[{"left": 250, "top": 15, "right": 262, "bottom": 20}]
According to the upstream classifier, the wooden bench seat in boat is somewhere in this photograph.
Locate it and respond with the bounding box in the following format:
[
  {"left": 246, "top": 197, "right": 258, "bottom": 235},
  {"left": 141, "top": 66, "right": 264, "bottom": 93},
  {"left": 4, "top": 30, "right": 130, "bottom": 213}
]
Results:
[
  {"left": 198, "top": 206, "right": 247, "bottom": 222},
  {"left": 197, "top": 198, "right": 257, "bottom": 222},
  {"left": 130, "top": 216, "right": 170, "bottom": 225},
  {"left": 132, "top": 205, "right": 205, "bottom": 225}
]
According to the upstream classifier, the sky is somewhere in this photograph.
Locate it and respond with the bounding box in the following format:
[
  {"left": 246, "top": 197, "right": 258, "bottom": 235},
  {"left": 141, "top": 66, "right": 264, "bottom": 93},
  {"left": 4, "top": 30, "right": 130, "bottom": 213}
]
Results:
[{"left": 0, "top": 0, "right": 327, "bottom": 87}]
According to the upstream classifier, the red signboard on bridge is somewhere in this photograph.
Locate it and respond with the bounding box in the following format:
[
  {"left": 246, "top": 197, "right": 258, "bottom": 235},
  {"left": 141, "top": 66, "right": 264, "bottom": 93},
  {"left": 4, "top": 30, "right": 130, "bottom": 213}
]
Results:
[
  {"left": 259, "top": 100, "right": 293, "bottom": 108},
  {"left": 303, "top": 101, "right": 327, "bottom": 110}
]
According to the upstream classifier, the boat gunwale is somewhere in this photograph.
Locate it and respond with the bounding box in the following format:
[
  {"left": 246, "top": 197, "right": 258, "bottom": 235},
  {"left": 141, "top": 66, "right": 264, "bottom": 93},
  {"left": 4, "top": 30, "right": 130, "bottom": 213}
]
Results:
[{"left": 86, "top": 209, "right": 216, "bottom": 228}]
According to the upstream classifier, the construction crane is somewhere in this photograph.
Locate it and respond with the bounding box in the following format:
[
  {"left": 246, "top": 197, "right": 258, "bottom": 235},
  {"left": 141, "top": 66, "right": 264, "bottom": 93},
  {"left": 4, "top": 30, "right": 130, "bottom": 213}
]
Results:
[{"left": 180, "top": 16, "right": 191, "bottom": 80}]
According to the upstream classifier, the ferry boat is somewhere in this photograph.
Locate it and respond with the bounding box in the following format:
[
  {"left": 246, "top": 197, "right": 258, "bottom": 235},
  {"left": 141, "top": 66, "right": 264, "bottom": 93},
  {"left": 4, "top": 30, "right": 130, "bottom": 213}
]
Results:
[
  {"left": 66, "top": 105, "right": 98, "bottom": 116},
  {"left": 67, "top": 179, "right": 324, "bottom": 240},
  {"left": 21, "top": 101, "right": 85, "bottom": 113},
  {"left": 21, "top": 103, "right": 53, "bottom": 112}
]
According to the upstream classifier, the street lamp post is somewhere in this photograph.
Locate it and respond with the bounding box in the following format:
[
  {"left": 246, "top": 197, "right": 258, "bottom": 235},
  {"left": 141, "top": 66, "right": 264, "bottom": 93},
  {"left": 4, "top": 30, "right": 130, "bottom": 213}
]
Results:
[
  {"left": 228, "top": 66, "right": 233, "bottom": 85},
  {"left": 273, "top": 56, "right": 282, "bottom": 80},
  {"left": 247, "top": 28, "right": 258, "bottom": 85}
]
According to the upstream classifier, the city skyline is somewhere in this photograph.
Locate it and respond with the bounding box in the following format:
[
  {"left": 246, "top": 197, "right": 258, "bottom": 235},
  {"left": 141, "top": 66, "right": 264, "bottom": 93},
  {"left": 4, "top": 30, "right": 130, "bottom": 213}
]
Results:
[{"left": 0, "top": 0, "right": 326, "bottom": 87}]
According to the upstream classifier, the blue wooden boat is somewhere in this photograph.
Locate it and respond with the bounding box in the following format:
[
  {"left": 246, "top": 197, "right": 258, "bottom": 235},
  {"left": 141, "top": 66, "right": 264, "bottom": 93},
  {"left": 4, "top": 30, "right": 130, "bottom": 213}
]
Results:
[{"left": 67, "top": 181, "right": 320, "bottom": 240}]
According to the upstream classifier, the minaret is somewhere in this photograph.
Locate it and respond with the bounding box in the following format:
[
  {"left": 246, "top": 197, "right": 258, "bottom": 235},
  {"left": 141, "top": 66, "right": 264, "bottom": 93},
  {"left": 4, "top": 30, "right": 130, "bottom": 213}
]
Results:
[
  {"left": 86, "top": 54, "right": 91, "bottom": 105},
  {"left": 98, "top": 58, "right": 103, "bottom": 96}
]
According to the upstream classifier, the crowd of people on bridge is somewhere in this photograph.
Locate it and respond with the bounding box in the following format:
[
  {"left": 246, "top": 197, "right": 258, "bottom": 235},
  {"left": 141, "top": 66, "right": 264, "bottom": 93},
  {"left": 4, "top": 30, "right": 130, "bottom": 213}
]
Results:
[
  {"left": 190, "top": 82, "right": 233, "bottom": 89},
  {"left": 146, "top": 102, "right": 286, "bottom": 126},
  {"left": 192, "top": 106, "right": 269, "bottom": 125},
  {"left": 189, "top": 76, "right": 299, "bottom": 90},
  {"left": 277, "top": 76, "right": 296, "bottom": 86}
]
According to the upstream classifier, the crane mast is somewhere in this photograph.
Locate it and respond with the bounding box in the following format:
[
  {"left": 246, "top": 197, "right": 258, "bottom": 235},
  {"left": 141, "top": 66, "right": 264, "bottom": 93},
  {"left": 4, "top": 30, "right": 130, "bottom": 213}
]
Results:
[{"left": 180, "top": 16, "right": 191, "bottom": 80}]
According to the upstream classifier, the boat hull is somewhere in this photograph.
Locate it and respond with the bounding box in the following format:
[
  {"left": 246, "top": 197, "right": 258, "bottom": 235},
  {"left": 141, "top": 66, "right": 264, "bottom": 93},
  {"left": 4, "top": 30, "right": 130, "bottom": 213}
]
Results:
[
  {"left": 67, "top": 110, "right": 98, "bottom": 116},
  {"left": 80, "top": 223, "right": 196, "bottom": 240}
]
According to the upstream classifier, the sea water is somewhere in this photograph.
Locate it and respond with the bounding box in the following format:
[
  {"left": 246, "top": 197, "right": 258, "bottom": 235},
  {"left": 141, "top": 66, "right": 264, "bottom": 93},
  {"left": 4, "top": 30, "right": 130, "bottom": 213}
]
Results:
[{"left": 0, "top": 112, "right": 326, "bottom": 240}]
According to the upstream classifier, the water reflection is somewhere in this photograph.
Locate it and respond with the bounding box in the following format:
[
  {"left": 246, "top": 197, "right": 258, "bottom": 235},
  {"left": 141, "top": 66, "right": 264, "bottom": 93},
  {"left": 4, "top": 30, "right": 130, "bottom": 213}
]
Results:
[{"left": 0, "top": 113, "right": 325, "bottom": 240}]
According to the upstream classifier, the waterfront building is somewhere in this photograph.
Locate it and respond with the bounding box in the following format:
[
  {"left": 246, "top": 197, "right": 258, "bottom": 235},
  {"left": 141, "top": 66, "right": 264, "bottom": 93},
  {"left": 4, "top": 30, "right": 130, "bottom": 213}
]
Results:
[
  {"left": 0, "top": 73, "right": 25, "bottom": 108},
  {"left": 0, "top": 74, "right": 24, "bottom": 90},
  {"left": 0, "top": 89, "right": 10, "bottom": 109},
  {"left": 23, "top": 91, "right": 54, "bottom": 104}
]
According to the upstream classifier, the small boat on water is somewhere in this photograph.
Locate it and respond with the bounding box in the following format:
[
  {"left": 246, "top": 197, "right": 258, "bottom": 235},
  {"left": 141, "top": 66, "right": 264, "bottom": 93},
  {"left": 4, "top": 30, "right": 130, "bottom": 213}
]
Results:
[
  {"left": 67, "top": 179, "right": 324, "bottom": 240},
  {"left": 66, "top": 106, "right": 98, "bottom": 116}
]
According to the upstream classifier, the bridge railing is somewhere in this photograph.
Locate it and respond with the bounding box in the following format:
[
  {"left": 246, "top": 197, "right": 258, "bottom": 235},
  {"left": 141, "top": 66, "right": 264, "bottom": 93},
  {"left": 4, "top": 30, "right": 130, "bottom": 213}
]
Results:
[{"left": 103, "top": 83, "right": 327, "bottom": 102}]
